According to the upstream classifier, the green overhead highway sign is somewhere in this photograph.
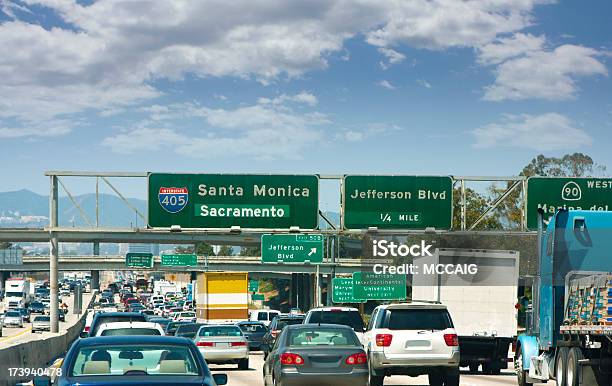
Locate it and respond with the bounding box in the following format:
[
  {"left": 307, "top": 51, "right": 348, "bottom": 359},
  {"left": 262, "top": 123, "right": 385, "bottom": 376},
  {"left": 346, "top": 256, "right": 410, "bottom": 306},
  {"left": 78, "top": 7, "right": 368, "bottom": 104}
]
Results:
[
  {"left": 261, "top": 234, "right": 324, "bottom": 264},
  {"left": 252, "top": 294, "right": 265, "bottom": 301},
  {"left": 352, "top": 272, "right": 407, "bottom": 301},
  {"left": 161, "top": 253, "right": 197, "bottom": 267},
  {"left": 343, "top": 175, "right": 453, "bottom": 229},
  {"left": 331, "top": 277, "right": 365, "bottom": 304},
  {"left": 527, "top": 177, "right": 612, "bottom": 229},
  {"left": 125, "top": 252, "right": 153, "bottom": 268},
  {"left": 248, "top": 280, "right": 259, "bottom": 292},
  {"left": 148, "top": 173, "right": 319, "bottom": 229}
]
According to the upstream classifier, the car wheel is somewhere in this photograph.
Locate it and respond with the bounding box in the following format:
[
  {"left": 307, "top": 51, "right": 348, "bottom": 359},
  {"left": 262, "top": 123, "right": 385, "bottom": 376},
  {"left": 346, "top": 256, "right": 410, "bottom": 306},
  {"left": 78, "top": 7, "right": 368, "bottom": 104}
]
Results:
[
  {"left": 468, "top": 364, "right": 479, "bottom": 373},
  {"left": 368, "top": 353, "right": 384, "bottom": 386},
  {"left": 566, "top": 347, "right": 584, "bottom": 386},
  {"left": 238, "top": 357, "right": 249, "bottom": 370},
  {"left": 516, "top": 352, "right": 533, "bottom": 386},
  {"left": 428, "top": 373, "right": 444, "bottom": 386},
  {"left": 556, "top": 347, "right": 569, "bottom": 386},
  {"left": 444, "top": 368, "right": 460, "bottom": 386}
]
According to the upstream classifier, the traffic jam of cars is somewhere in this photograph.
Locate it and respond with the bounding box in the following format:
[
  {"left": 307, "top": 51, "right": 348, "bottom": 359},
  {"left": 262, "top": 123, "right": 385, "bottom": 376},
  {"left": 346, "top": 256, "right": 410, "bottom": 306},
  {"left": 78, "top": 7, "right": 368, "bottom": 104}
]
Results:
[{"left": 27, "top": 277, "right": 471, "bottom": 386}]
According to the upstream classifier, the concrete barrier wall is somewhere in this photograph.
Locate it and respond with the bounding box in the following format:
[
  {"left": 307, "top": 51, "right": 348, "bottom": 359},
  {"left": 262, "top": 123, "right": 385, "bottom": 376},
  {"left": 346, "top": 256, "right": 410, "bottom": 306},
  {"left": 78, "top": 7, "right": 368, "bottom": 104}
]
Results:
[{"left": 0, "top": 294, "right": 96, "bottom": 386}]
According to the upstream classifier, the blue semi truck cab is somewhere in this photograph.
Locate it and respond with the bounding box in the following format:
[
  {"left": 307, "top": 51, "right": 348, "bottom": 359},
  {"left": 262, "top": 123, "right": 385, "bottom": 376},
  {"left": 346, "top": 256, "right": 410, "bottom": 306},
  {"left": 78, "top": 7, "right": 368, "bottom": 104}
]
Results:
[{"left": 516, "top": 210, "right": 612, "bottom": 386}]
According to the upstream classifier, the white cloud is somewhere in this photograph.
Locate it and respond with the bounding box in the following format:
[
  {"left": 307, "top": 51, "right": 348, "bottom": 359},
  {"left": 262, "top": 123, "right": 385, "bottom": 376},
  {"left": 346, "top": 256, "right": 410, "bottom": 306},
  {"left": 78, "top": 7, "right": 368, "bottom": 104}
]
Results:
[
  {"left": 365, "top": 0, "right": 546, "bottom": 50},
  {"left": 484, "top": 45, "right": 607, "bottom": 101},
  {"left": 477, "top": 33, "right": 545, "bottom": 65},
  {"left": 378, "top": 80, "right": 396, "bottom": 90},
  {"left": 102, "top": 95, "right": 329, "bottom": 160},
  {"left": 416, "top": 79, "right": 432, "bottom": 88},
  {"left": 472, "top": 113, "right": 592, "bottom": 150},
  {"left": 0, "top": 122, "right": 71, "bottom": 138},
  {"left": 258, "top": 91, "right": 318, "bottom": 106},
  {"left": 378, "top": 47, "right": 406, "bottom": 69},
  {"left": 0, "top": 0, "right": 560, "bottom": 138}
]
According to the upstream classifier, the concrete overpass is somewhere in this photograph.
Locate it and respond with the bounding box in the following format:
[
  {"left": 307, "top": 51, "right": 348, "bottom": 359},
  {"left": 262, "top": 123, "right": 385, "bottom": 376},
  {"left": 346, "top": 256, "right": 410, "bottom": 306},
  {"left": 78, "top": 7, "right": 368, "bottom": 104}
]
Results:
[{"left": 0, "top": 255, "right": 370, "bottom": 275}]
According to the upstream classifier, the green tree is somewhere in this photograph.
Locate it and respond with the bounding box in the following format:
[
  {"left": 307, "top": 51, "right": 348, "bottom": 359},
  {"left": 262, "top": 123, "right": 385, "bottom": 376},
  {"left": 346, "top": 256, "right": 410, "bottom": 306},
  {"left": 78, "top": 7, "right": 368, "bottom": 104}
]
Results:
[
  {"left": 217, "top": 245, "right": 233, "bottom": 256},
  {"left": 240, "top": 246, "right": 261, "bottom": 256},
  {"left": 491, "top": 153, "right": 606, "bottom": 228},
  {"left": 195, "top": 242, "right": 214, "bottom": 255},
  {"left": 175, "top": 245, "right": 194, "bottom": 254},
  {"left": 452, "top": 187, "right": 502, "bottom": 230}
]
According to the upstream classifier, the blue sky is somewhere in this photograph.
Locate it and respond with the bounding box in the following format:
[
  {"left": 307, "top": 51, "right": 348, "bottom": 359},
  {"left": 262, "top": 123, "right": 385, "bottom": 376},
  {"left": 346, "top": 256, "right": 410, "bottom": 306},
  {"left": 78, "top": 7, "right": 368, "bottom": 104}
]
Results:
[{"left": 0, "top": 0, "right": 611, "bottom": 204}]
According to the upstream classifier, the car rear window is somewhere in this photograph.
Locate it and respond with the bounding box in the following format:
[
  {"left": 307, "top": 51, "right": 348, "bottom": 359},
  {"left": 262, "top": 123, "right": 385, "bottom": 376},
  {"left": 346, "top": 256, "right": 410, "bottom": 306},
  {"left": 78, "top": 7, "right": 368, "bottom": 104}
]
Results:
[
  {"left": 307, "top": 311, "right": 365, "bottom": 332},
  {"left": 239, "top": 324, "right": 267, "bottom": 333},
  {"left": 199, "top": 326, "right": 242, "bottom": 337},
  {"left": 100, "top": 328, "right": 161, "bottom": 336},
  {"left": 384, "top": 308, "right": 453, "bottom": 330},
  {"left": 92, "top": 315, "right": 146, "bottom": 334},
  {"left": 287, "top": 327, "right": 359, "bottom": 347},
  {"left": 35, "top": 316, "right": 50, "bottom": 321},
  {"left": 70, "top": 344, "right": 202, "bottom": 376},
  {"left": 275, "top": 318, "right": 304, "bottom": 330}
]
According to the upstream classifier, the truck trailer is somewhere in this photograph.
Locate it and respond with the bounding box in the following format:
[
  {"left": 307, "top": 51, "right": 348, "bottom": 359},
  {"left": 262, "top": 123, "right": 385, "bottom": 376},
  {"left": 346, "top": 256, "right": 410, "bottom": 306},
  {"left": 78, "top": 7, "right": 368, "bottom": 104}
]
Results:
[
  {"left": 195, "top": 272, "right": 248, "bottom": 323},
  {"left": 516, "top": 210, "right": 612, "bottom": 386},
  {"left": 412, "top": 248, "right": 519, "bottom": 375}
]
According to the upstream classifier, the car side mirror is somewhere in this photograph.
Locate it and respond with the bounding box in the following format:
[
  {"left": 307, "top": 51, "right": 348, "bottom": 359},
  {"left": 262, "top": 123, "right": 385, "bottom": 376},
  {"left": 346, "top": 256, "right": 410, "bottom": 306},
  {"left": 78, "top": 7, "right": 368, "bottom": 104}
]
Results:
[
  {"left": 213, "top": 373, "right": 228, "bottom": 385},
  {"left": 33, "top": 376, "right": 51, "bottom": 386},
  {"left": 79, "top": 331, "right": 88, "bottom": 338}
]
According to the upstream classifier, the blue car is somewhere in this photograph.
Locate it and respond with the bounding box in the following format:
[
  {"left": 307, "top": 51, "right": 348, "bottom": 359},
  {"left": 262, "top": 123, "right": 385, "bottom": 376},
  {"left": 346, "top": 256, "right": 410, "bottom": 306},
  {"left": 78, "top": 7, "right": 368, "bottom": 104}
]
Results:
[{"left": 41, "top": 336, "right": 227, "bottom": 386}]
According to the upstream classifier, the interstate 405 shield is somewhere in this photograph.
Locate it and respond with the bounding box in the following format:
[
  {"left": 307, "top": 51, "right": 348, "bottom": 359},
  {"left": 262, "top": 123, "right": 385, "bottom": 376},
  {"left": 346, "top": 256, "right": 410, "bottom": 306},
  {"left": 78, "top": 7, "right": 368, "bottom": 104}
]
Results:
[{"left": 148, "top": 173, "right": 319, "bottom": 229}]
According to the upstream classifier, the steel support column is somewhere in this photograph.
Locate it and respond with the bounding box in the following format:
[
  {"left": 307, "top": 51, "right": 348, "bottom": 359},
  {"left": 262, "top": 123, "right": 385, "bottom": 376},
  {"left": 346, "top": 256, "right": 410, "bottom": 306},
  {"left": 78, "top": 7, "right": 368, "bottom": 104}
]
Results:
[{"left": 49, "top": 175, "right": 59, "bottom": 333}]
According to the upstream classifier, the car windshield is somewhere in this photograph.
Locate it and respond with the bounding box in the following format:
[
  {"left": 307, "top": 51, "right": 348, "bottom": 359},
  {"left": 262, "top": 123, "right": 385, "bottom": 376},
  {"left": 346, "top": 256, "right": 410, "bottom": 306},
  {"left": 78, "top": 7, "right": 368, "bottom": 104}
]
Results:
[
  {"left": 307, "top": 311, "right": 365, "bottom": 331},
  {"left": 35, "top": 316, "right": 50, "bottom": 322},
  {"left": 287, "top": 327, "right": 359, "bottom": 347},
  {"left": 275, "top": 318, "right": 304, "bottom": 330},
  {"left": 239, "top": 324, "right": 266, "bottom": 333},
  {"left": 6, "top": 292, "right": 22, "bottom": 297},
  {"left": 101, "top": 328, "right": 161, "bottom": 336},
  {"left": 385, "top": 308, "right": 454, "bottom": 330},
  {"left": 179, "top": 312, "right": 195, "bottom": 318},
  {"left": 199, "top": 326, "right": 242, "bottom": 337}
]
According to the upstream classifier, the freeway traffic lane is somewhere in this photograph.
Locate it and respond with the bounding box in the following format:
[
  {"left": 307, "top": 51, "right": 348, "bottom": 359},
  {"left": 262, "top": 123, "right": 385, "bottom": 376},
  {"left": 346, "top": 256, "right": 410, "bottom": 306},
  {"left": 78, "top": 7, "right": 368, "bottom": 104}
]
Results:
[
  {"left": 0, "top": 291, "right": 93, "bottom": 347},
  {"left": 208, "top": 352, "right": 555, "bottom": 386}
]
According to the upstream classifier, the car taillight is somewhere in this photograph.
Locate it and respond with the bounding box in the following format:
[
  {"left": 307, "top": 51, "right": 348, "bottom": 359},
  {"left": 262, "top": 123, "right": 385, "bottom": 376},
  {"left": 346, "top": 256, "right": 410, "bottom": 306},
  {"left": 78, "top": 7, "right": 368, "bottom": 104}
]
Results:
[
  {"left": 280, "top": 353, "right": 304, "bottom": 366},
  {"left": 345, "top": 353, "right": 367, "bottom": 365},
  {"left": 231, "top": 341, "right": 247, "bottom": 347},
  {"left": 375, "top": 334, "right": 393, "bottom": 347},
  {"left": 444, "top": 334, "right": 459, "bottom": 346},
  {"left": 271, "top": 330, "right": 279, "bottom": 338},
  {"left": 84, "top": 326, "right": 90, "bottom": 332},
  {"left": 196, "top": 341, "right": 214, "bottom": 347}
]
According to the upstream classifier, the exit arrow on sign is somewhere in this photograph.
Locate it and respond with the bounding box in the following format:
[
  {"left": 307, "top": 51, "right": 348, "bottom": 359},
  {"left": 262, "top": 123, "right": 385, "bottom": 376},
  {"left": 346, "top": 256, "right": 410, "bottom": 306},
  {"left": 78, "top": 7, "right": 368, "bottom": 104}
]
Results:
[{"left": 261, "top": 234, "right": 324, "bottom": 264}]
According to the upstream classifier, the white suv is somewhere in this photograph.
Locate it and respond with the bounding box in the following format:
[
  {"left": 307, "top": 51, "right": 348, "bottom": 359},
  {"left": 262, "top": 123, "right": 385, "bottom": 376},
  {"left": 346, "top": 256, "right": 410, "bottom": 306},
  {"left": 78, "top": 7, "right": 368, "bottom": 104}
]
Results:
[
  {"left": 363, "top": 302, "right": 460, "bottom": 386},
  {"left": 303, "top": 307, "right": 366, "bottom": 342}
]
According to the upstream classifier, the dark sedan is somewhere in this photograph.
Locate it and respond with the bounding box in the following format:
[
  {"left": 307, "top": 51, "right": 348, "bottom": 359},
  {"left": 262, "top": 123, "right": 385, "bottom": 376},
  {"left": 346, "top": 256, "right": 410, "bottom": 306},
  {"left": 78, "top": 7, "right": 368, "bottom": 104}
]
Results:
[
  {"left": 237, "top": 321, "right": 268, "bottom": 350},
  {"left": 262, "top": 314, "right": 305, "bottom": 358},
  {"left": 174, "top": 323, "right": 206, "bottom": 339},
  {"left": 37, "top": 335, "right": 227, "bottom": 386},
  {"left": 29, "top": 301, "right": 46, "bottom": 314},
  {"left": 262, "top": 324, "right": 368, "bottom": 386}
]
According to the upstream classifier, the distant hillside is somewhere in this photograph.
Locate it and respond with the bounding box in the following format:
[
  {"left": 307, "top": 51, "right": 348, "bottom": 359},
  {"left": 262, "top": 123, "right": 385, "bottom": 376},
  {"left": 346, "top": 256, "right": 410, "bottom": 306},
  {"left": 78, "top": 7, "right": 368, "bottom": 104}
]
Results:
[
  {"left": 0, "top": 189, "right": 340, "bottom": 229},
  {"left": 0, "top": 189, "right": 146, "bottom": 228}
]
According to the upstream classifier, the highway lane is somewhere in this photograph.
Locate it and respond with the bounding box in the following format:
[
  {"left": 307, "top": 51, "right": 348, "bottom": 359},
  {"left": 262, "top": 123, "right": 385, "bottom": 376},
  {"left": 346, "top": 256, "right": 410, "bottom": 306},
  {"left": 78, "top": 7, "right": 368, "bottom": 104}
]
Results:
[
  {"left": 0, "top": 291, "right": 93, "bottom": 347},
  {"left": 209, "top": 352, "right": 554, "bottom": 386}
]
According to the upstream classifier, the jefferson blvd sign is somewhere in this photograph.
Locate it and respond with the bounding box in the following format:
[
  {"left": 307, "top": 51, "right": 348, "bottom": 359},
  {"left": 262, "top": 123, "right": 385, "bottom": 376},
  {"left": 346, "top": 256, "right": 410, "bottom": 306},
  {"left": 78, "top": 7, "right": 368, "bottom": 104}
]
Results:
[
  {"left": 148, "top": 173, "right": 319, "bottom": 229},
  {"left": 261, "top": 234, "right": 324, "bottom": 264},
  {"left": 527, "top": 177, "right": 612, "bottom": 229},
  {"left": 125, "top": 252, "right": 153, "bottom": 268},
  {"left": 343, "top": 175, "right": 453, "bottom": 229}
]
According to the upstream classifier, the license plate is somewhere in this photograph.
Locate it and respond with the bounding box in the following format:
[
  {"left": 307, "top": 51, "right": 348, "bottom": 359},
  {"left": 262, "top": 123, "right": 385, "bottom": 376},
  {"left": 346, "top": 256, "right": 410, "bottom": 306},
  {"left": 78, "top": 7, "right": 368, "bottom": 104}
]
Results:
[{"left": 216, "top": 342, "right": 230, "bottom": 348}]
